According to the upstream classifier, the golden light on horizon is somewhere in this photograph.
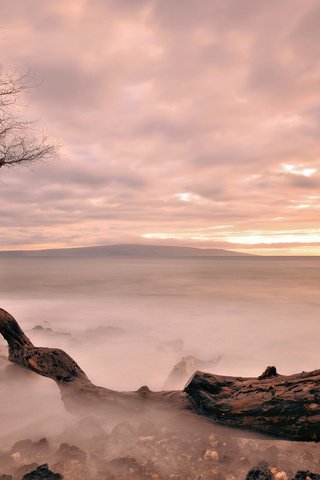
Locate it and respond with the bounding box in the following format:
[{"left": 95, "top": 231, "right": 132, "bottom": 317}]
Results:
[
  {"left": 226, "top": 232, "right": 320, "bottom": 245},
  {"left": 1, "top": 1, "right": 320, "bottom": 256},
  {"left": 142, "top": 228, "right": 320, "bottom": 253},
  {"left": 280, "top": 164, "right": 317, "bottom": 177}
]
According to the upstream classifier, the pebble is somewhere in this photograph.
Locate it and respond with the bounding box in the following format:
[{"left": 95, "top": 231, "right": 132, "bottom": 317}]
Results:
[{"left": 204, "top": 450, "right": 219, "bottom": 462}]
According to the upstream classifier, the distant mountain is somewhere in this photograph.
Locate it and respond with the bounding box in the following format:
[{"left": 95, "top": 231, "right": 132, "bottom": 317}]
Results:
[{"left": 0, "top": 244, "right": 252, "bottom": 257}]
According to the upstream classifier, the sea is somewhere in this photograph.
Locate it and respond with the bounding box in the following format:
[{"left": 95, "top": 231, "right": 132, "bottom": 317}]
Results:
[{"left": 0, "top": 255, "right": 319, "bottom": 447}]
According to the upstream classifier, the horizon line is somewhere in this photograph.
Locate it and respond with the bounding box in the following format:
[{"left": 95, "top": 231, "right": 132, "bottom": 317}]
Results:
[{"left": 0, "top": 242, "right": 319, "bottom": 256}]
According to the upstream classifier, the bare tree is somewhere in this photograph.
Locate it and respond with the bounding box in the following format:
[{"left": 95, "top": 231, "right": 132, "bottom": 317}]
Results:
[{"left": 0, "top": 68, "right": 56, "bottom": 169}]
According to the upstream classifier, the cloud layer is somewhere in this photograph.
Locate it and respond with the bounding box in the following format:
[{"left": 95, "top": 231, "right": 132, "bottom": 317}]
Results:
[{"left": 1, "top": 0, "right": 320, "bottom": 254}]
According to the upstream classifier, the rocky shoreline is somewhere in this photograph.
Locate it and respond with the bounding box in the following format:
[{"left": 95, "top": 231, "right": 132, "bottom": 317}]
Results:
[
  {"left": 1, "top": 309, "right": 320, "bottom": 479},
  {"left": 1, "top": 416, "right": 320, "bottom": 480}
]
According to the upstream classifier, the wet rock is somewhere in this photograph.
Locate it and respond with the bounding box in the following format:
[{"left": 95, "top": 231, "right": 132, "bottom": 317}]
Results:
[
  {"left": 11, "top": 440, "right": 34, "bottom": 457},
  {"left": 22, "top": 464, "right": 62, "bottom": 480},
  {"left": 35, "top": 439, "right": 50, "bottom": 453},
  {"left": 10, "top": 438, "right": 49, "bottom": 460},
  {"left": 245, "top": 464, "right": 273, "bottom": 480},
  {"left": 57, "top": 461, "right": 91, "bottom": 480},
  {"left": 32, "top": 325, "right": 52, "bottom": 332},
  {"left": 2, "top": 406, "right": 320, "bottom": 480},
  {"left": 15, "top": 463, "right": 38, "bottom": 479},
  {"left": 164, "top": 355, "right": 221, "bottom": 389},
  {"left": 293, "top": 472, "right": 320, "bottom": 480},
  {"left": 258, "top": 366, "right": 277, "bottom": 380},
  {"left": 55, "top": 443, "right": 87, "bottom": 464},
  {"left": 31, "top": 326, "right": 71, "bottom": 338}
]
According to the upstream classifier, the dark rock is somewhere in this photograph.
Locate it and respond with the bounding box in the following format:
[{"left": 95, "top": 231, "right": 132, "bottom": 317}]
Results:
[
  {"left": 32, "top": 325, "right": 51, "bottom": 332},
  {"left": 50, "top": 464, "right": 63, "bottom": 476},
  {"left": 246, "top": 464, "right": 273, "bottom": 480},
  {"left": 293, "top": 471, "right": 320, "bottom": 480},
  {"left": 164, "top": 355, "right": 222, "bottom": 389},
  {"left": 34, "top": 438, "right": 50, "bottom": 457},
  {"left": 31, "top": 325, "right": 71, "bottom": 338},
  {"left": 22, "top": 464, "right": 62, "bottom": 480},
  {"left": 10, "top": 438, "right": 50, "bottom": 460},
  {"left": 258, "top": 366, "right": 277, "bottom": 380},
  {"left": 15, "top": 463, "right": 38, "bottom": 479},
  {"left": 0, "top": 475, "right": 13, "bottom": 480},
  {"left": 11, "top": 439, "right": 34, "bottom": 456},
  {"left": 55, "top": 443, "right": 86, "bottom": 464}
]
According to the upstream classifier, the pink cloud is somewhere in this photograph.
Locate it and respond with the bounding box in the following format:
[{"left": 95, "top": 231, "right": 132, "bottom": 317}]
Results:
[{"left": 0, "top": 0, "right": 320, "bottom": 254}]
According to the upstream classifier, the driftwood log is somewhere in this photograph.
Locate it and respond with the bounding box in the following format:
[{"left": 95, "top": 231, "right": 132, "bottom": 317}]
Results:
[{"left": 0, "top": 308, "right": 320, "bottom": 442}]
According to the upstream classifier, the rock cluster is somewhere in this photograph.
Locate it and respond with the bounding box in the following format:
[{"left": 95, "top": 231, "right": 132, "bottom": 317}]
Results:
[
  {"left": 22, "top": 464, "right": 62, "bottom": 479},
  {"left": 0, "top": 417, "right": 319, "bottom": 480}
]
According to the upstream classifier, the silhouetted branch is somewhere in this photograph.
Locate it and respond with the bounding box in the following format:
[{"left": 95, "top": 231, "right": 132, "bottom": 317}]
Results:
[{"left": 0, "top": 68, "right": 56, "bottom": 169}]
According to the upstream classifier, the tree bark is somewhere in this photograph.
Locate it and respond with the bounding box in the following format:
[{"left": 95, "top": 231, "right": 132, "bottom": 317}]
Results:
[{"left": 1, "top": 308, "right": 319, "bottom": 441}]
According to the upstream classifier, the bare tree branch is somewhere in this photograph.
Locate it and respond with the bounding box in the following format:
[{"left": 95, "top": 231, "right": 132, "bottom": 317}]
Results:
[{"left": 0, "top": 67, "right": 57, "bottom": 169}]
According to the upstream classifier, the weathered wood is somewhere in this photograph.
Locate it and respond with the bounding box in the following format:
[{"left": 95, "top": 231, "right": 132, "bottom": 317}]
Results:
[
  {"left": 1, "top": 308, "right": 320, "bottom": 441},
  {"left": 185, "top": 369, "right": 320, "bottom": 441},
  {"left": 0, "top": 308, "right": 187, "bottom": 417}
]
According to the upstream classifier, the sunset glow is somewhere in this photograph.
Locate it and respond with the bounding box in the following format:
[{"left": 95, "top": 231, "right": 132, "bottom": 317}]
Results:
[
  {"left": 281, "top": 164, "right": 317, "bottom": 177},
  {"left": 3, "top": 4, "right": 320, "bottom": 478},
  {"left": 1, "top": 1, "right": 320, "bottom": 255}
]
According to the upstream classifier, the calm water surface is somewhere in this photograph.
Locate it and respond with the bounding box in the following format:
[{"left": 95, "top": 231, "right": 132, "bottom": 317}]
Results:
[
  {"left": 0, "top": 255, "right": 320, "bottom": 445},
  {"left": 1, "top": 256, "right": 319, "bottom": 387}
]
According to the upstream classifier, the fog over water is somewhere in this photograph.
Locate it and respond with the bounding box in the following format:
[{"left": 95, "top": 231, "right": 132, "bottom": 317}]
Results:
[
  {"left": 0, "top": 256, "right": 320, "bottom": 474},
  {"left": 2, "top": 256, "right": 320, "bottom": 378}
]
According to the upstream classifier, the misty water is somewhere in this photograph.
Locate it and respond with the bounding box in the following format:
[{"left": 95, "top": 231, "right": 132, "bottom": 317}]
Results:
[{"left": 1, "top": 256, "right": 320, "bottom": 478}]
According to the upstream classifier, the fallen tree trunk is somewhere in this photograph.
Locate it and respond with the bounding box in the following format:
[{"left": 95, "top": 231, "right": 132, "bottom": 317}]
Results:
[{"left": 0, "top": 308, "right": 319, "bottom": 441}]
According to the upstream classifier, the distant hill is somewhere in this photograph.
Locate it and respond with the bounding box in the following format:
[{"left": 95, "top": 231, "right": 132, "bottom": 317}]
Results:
[{"left": 0, "top": 244, "right": 252, "bottom": 257}]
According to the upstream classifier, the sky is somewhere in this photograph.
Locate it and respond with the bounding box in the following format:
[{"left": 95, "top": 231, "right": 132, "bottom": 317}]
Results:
[{"left": 0, "top": 0, "right": 320, "bottom": 255}]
